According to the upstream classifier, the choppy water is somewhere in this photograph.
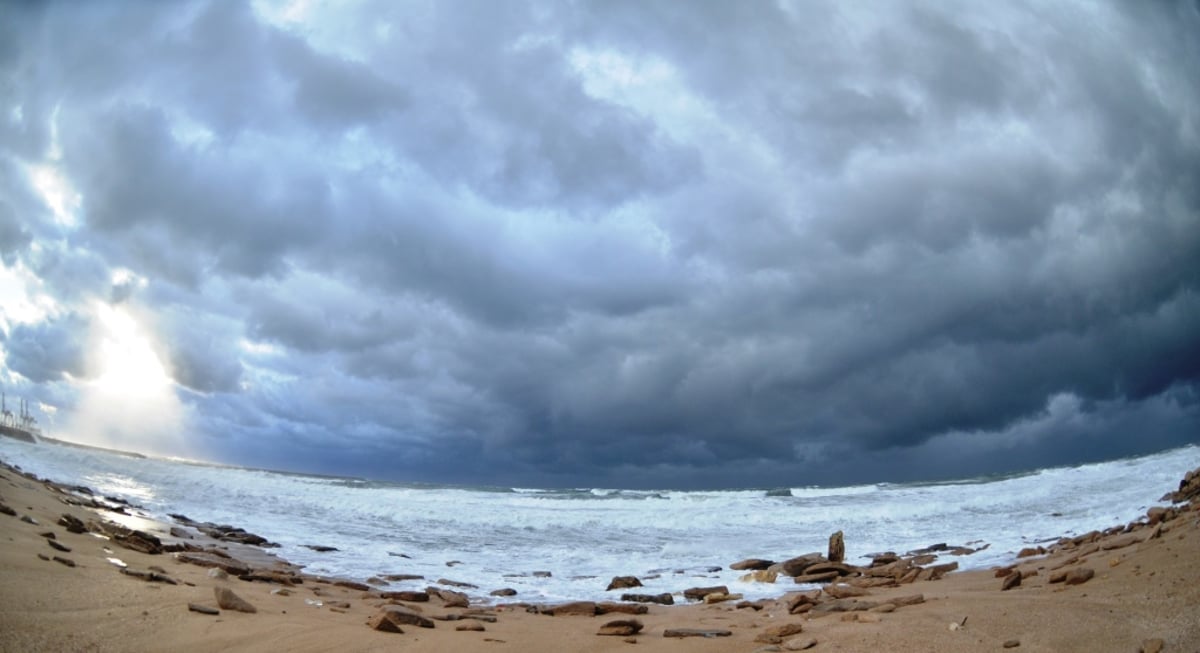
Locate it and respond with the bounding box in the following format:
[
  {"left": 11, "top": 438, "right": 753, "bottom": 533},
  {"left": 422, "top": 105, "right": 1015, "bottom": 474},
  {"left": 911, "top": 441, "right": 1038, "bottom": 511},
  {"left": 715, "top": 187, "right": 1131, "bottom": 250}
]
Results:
[{"left": 1, "top": 437, "right": 1195, "bottom": 603}]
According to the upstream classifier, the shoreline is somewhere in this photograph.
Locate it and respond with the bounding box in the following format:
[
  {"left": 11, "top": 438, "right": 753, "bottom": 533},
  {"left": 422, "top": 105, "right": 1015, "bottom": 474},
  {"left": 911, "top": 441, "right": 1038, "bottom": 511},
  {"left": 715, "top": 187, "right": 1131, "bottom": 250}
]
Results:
[{"left": 2, "top": 457, "right": 1198, "bottom": 652}]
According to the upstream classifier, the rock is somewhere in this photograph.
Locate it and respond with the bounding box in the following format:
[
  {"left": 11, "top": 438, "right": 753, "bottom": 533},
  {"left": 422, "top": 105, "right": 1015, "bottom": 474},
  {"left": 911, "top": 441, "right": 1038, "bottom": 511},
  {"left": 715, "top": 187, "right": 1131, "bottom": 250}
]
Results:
[
  {"left": 456, "top": 620, "right": 486, "bottom": 632},
  {"left": 785, "top": 590, "right": 822, "bottom": 612},
  {"left": 828, "top": 530, "right": 845, "bottom": 563},
  {"left": 811, "top": 598, "right": 878, "bottom": 613},
  {"left": 703, "top": 592, "right": 742, "bottom": 604},
  {"left": 802, "top": 562, "right": 856, "bottom": 577},
  {"left": 870, "top": 553, "right": 899, "bottom": 566},
  {"left": 379, "top": 605, "right": 436, "bottom": 628},
  {"left": 824, "top": 583, "right": 869, "bottom": 599},
  {"left": 1016, "top": 547, "right": 1043, "bottom": 558},
  {"left": 0, "top": 503, "right": 15, "bottom": 517},
  {"left": 384, "top": 590, "right": 432, "bottom": 602},
  {"left": 57, "top": 514, "right": 87, "bottom": 534},
  {"left": 1064, "top": 567, "right": 1094, "bottom": 585},
  {"left": 214, "top": 587, "right": 257, "bottom": 613},
  {"left": 52, "top": 556, "right": 76, "bottom": 567},
  {"left": 1101, "top": 534, "right": 1139, "bottom": 550},
  {"left": 543, "top": 601, "right": 597, "bottom": 616},
  {"left": 621, "top": 593, "right": 673, "bottom": 605},
  {"left": 383, "top": 574, "right": 425, "bottom": 581},
  {"left": 1146, "top": 507, "right": 1169, "bottom": 525},
  {"left": 869, "top": 603, "right": 896, "bottom": 613},
  {"left": 1001, "top": 572, "right": 1021, "bottom": 591},
  {"left": 783, "top": 638, "right": 818, "bottom": 651},
  {"left": 1003, "top": 639, "right": 1020, "bottom": 648},
  {"left": 437, "top": 578, "right": 478, "bottom": 589},
  {"left": 597, "top": 602, "right": 649, "bottom": 615},
  {"left": 1140, "top": 637, "right": 1165, "bottom": 653},
  {"left": 489, "top": 588, "right": 517, "bottom": 597},
  {"left": 759, "top": 623, "right": 804, "bottom": 640},
  {"left": 177, "top": 553, "right": 251, "bottom": 577},
  {"left": 427, "top": 587, "right": 469, "bottom": 608},
  {"left": 607, "top": 576, "right": 643, "bottom": 591},
  {"left": 793, "top": 570, "right": 840, "bottom": 584},
  {"left": 740, "top": 570, "right": 778, "bottom": 583},
  {"left": 890, "top": 594, "right": 925, "bottom": 607},
  {"left": 188, "top": 603, "right": 220, "bottom": 615},
  {"left": 855, "top": 612, "right": 882, "bottom": 623},
  {"left": 47, "top": 539, "right": 71, "bottom": 553},
  {"left": 730, "top": 558, "right": 776, "bottom": 571},
  {"left": 20, "top": 514, "right": 38, "bottom": 525},
  {"left": 682, "top": 585, "right": 728, "bottom": 601},
  {"left": 366, "top": 612, "right": 405, "bottom": 633},
  {"left": 779, "top": 553, "right": 828, "bottom": 577},
  {"left": 598, "top": 619, "right": 644, "bottom": 636},
  {"left": 663, "top": 628, "right": 732, "bottom": 638},
  {"left": 303, "top": 544, "right": 339, "bottom": 552},
  {"left": 335, "top": 580, "right": 372, "bottom": 591},
  {"left": 207, "top": 568, "right": 229, "bottom": 580}
]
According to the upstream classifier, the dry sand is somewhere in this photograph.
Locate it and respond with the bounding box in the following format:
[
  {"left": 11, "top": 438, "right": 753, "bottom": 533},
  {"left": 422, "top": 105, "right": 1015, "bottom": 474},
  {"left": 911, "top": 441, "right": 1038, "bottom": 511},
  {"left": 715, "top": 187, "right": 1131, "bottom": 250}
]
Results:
[{"left": 2, "top": 458, "right": 1198, "bottom": 653}]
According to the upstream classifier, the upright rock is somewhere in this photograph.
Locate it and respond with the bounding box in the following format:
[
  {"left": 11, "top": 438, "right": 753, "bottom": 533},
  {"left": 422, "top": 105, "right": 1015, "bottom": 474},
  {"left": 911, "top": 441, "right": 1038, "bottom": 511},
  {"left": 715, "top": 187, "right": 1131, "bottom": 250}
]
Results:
[{"left": 828, "top": 530, "right": 845, "bottom": 563}]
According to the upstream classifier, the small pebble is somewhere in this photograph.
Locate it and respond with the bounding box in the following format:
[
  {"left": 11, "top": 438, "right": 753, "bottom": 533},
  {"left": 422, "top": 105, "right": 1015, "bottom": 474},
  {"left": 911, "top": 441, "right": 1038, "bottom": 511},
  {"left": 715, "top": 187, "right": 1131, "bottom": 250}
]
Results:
[{"left": 1003, "top": 639, "right": 1020, "bottom": 648}]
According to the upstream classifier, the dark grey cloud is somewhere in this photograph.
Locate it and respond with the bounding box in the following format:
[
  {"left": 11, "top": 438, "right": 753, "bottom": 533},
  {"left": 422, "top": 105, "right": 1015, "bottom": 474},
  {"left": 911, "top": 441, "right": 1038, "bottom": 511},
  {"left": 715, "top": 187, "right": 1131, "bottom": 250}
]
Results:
[{"left": 1, "top": 0, "right": 1197, "bottom": 487}]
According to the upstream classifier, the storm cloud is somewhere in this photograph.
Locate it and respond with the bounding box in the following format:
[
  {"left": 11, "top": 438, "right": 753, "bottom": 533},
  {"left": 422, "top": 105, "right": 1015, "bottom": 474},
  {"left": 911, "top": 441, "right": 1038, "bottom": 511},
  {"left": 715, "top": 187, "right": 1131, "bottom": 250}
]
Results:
[{"left": 1, "top": 0, "right": 1197, "bottom": 487}]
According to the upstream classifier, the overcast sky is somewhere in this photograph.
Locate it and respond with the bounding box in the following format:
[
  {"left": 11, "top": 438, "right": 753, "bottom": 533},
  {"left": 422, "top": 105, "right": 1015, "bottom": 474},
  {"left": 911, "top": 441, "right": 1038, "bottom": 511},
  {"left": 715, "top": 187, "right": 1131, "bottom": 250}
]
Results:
[{"left": 1, "top": 0, "right": 1197, "bottom": 488}]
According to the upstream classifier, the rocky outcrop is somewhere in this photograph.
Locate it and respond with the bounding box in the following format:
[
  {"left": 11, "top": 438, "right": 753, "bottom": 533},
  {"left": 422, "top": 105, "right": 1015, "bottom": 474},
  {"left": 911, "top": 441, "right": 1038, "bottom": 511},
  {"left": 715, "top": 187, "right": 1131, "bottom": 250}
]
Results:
[
  {"left": 828, "top": 530, "right": 845, "bottom": 563},
  {"left": 606, "top": 576, "right": 642, "bottom": 591},
  {"left": 541, "top": 601, "right": 597, "bottom": 616},
  {"left": 1163, "top": 466, "right": 1200, "bottom": 504}
]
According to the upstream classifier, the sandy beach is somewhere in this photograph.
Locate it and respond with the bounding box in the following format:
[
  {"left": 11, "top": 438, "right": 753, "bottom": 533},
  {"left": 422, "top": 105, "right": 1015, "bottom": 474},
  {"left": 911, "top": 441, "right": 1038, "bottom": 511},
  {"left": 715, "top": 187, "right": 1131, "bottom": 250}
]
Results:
[{"left": 2, "top": 458, "right": 1198, "bottom": 653}]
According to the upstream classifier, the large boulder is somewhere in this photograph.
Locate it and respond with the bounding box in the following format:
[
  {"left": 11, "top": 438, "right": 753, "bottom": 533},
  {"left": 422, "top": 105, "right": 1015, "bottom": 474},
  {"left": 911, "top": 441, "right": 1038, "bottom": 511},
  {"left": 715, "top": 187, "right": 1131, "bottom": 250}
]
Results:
[{"left": 606, "top": 576, "right": 642, "bottom": 591}]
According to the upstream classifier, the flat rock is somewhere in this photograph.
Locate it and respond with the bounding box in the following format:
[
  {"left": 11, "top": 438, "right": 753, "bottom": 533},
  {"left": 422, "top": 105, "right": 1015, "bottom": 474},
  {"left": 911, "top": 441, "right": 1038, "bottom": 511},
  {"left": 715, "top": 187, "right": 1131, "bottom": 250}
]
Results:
[
  {"left": 47, "top": 539, "right": 71, "bottom": 553},
  {"left": 620, "top": 592, "right": 673, "bottom": 605},
  {"left": 456, "top": 620, "right": 486, "bottom": 632},
  {"left": 52, "top": 556, "right": 76, "bottom": 567},
  {"left": 779, "top": 554, "right": 828, "bottom": 577},
  {"left": 682, "top": 585, "right": 728, "bottom": 601},
  {"left": 379, "top": 605, "right": 436, "bottom": 628},
  {"left": 792, "top": 571, "right": 840, "bottom": 584},
  {"left": 756, "top": 623, "right": 804, "bottom": 642},
  {"left": 1003, "top": 640, "right": 1020, "bottom": 649},
  {"left": 824, "top": 583, "right": 869, "bottom": 599},
  {"left": 382, "top": 590, "right": 429, "bottom": 602},
  {"left": 597, "top": 602, "right": 649, "bottom": 615},
  {"left": 730, "top": 558, "right": 776, "bottom": 571},
  {"left": 437, "top": 578, "right": 478, "bottom": 589},
  {"left": 214, "top": 587, "right": 257, "bottom": 613},
  {"left": 543, "top": 601, "right": 597, "bottom": 616},
  {"left": 1064, "top": 567, "right": 1095, "bottom": 585},
  {"left": 427, "top": 587, "right": 469, "bottom": 608},
  {"left": 490, "top": 588, "right": 517, "bottom": 597},
  {"left": 597, "top": 619, "right": 644, "bottom": 636},
  {"left": 188, "top": 603, "right": 219, "bottom": 615},
  {"left": 783, "top": 638, "right": 818, "bottom": 651},
  {"left": 663, "top": 628, "right": 732, "bottom": 638}
]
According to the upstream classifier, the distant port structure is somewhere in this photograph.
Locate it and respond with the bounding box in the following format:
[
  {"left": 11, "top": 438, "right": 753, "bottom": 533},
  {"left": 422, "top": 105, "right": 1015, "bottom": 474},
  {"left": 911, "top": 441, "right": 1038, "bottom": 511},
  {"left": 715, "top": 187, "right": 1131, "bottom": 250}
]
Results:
[{"left": 0, "top": 392, "right": 41, "bottom": 443}]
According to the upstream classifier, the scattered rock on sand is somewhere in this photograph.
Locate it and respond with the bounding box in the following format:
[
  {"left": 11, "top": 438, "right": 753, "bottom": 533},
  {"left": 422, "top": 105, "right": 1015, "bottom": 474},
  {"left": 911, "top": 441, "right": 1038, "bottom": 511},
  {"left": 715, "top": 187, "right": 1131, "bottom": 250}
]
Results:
[
  {"left": 1003, "top": 639, "right": 1020, "bottom": 648},
  {"left": 783, "top": 638, "right": 818, "bottom": 651},
  {"left": 0, "top": 502, "right": 16, "bottom": 516},
  {"left": 606, "top": 576, "right": 643, "bottom": 591},
  {"left": 382, "top": 590, "right": 429, "bottom": 602},
  {"left": 754, "top": 623, "right": 804, "bottom": 643},
  {"left": 663, "top": 628, "right": 732, "bottom": 638},
  {"left": 1001, "top": 571, "right": 1021, "bottom": 591},
  {"left": 46, "top": 539, "right": 70, "bottom": 552},
  {"left": 427, "top": 586, "right": 469, "bottom": 608},
  {"left": 367, "top": 612, "right": 405, "bottom": 633},
  {"left": 188, "top": 603, "right": 219, "bottom": 615},
  {"left": 377, "top": 605, "right": 435, "bottom": 628},
  {"left": 597, "top": 619, "right": 643, "bottom": 636},
  {"left": 1064, "top": 567, "right": 1094, "bottom": 585},
  {"left": 597, "top": 602, "right": 650, "bottom": 615},
  {"left": 52, "top": 556, "right": 76, "bottom": 567},
  {"left": 214, "top": 587, "right": 257, "bottom": 613},
  {"left": 456, "top": 620, "right": 486, "bottom": 632},
  {"left": 1140, "top": 637, "right": 1165, "bottom": 653},
  {"left": 542, "top": 601, "right": 597, "bottom": 616}
]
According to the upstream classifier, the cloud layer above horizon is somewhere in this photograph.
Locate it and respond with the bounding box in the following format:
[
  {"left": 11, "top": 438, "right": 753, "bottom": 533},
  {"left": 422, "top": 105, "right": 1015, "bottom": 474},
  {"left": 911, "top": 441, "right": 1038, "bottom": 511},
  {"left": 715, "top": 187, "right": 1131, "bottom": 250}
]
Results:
[{"left": 1, "top": 0, "right": 1198, "bottom": 488}]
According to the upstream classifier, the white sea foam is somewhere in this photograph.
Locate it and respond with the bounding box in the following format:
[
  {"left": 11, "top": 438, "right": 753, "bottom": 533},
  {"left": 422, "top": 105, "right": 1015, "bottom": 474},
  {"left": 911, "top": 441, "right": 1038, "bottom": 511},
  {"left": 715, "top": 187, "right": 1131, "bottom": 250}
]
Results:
[{"left": 1, "top": 438, "right": 1195, "bottom": 603}]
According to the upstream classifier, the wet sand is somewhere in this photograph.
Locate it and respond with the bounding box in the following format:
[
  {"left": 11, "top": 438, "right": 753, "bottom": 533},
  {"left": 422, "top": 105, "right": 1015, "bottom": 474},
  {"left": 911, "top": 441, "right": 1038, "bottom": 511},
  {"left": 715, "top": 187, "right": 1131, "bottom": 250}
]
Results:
[{"left": 2, "top": 458, "right": 1198, "bottom": 652}]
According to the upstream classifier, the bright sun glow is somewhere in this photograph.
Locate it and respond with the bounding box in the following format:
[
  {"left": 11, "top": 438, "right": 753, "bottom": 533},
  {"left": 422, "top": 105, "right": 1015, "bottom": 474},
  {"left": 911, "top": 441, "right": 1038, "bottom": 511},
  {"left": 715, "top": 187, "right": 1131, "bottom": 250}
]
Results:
[{"left": 92, "top": 304, "right": 171, "bottom": 398}]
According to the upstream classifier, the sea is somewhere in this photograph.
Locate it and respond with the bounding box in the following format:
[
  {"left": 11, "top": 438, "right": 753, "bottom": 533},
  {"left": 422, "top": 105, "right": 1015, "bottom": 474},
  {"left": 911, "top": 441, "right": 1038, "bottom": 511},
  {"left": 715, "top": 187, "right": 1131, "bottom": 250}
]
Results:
[{"left": 1, "top": 437, "right": 1195, "bottom": 604}]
